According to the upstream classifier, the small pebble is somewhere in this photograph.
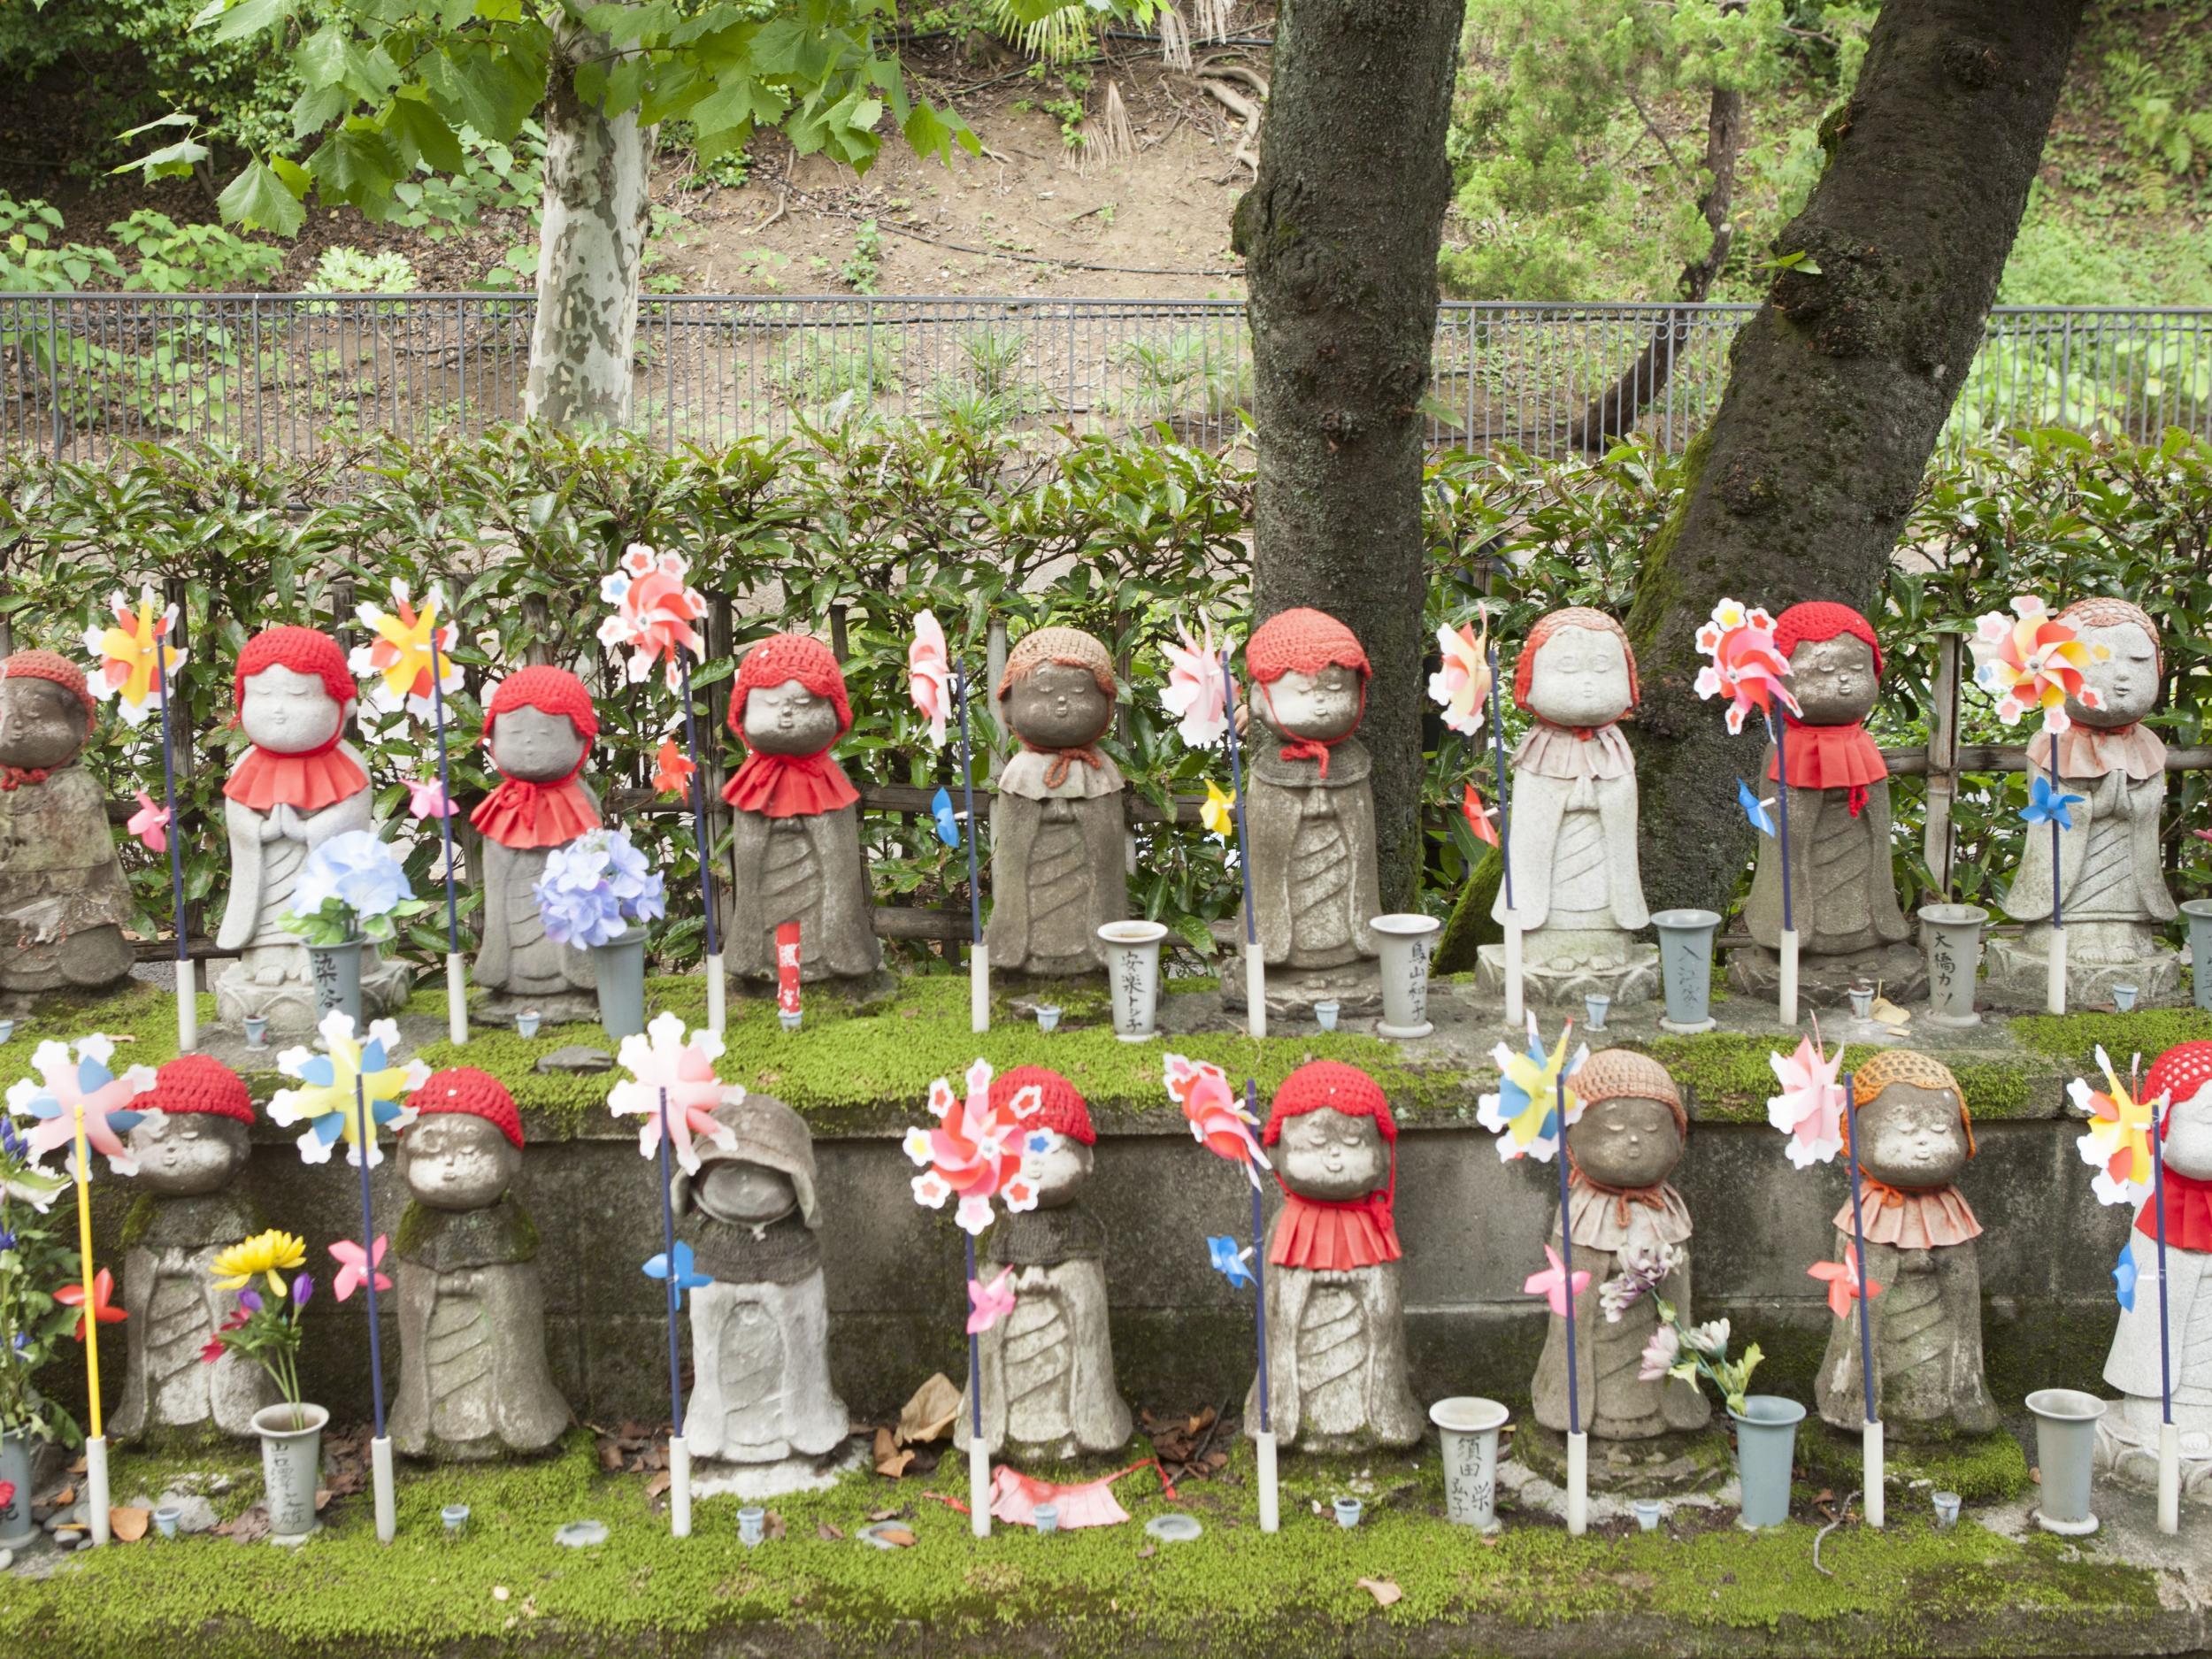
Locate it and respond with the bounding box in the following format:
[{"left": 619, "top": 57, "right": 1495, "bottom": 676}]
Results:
[{"left": 554, "top": 1520, "right": 609, "bottom": 1549}]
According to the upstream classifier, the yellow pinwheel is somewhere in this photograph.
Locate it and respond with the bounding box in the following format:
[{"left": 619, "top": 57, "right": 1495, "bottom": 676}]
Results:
[
  {"left": 267, "top": 1010, "right": 428, "bottom": 1170},
  {"left": 2071, "top": 1044, "right": 2156, "bottom": 1207},
  {"left": 1200, "top": 780, "right": 1237, "bottom": 843},
  {"left": 350, "top": 579, "right": 461, "bottom": 719},
  {"left": 1478, "top": 1013, "right": 1587, "bottom": 1163},
  {"left": 82, "top": 585, "right": 186, "bottom": 726}
]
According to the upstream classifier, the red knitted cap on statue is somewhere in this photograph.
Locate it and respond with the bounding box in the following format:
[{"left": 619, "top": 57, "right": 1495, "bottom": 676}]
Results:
[
  {"left": 143, "top": 1054, "right": 254, "bottom": 1125},
  {"left": 1247, "top": 608, "right": 1371, "bottom": 687},
  {"left": 726, "top": 634, "right": 852, "bottom": 748},
  {"left": 2147, "top": 1042, "right": 2212, "bottom": 1133},
  {"left": 1773, "top": 602, "right": 1884, "bottom": 679},
  {"left": 993, "top": 1065, "right": 1095, "bottom": 1146},
  {"left": 1, "top": 650, "right": 96, "bottom": 722},
  {"left": 233, "top": 626, "right": 355, "bottom": 715},
  {"left": 485, "top": 664, "right": 599, "bottom": 747},
  {"left": 1511, "top": 607, "right": 1640, "bottom": 712},
  {"left": 1262, "top": 1060, "right": 1396, "bottom": 1147},
  {"left": 407, "top": 1067, "right": 525, "bottom": 1149}
]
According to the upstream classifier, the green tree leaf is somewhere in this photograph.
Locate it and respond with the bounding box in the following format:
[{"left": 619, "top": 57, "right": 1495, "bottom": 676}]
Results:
[{"left": 216, "top": 157, "right": 307, "bottom": 236}]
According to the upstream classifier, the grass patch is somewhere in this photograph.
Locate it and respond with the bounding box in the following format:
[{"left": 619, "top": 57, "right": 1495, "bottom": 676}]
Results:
[
  {"left": 1794, "top": 1420, "right": 2033, "bottom": 1506},
  {"left": 1645, "top": 1034, "right": 2045, "bottom": 1124},
  {"left": 2011, "top": 1008, "right": 2212, "bottom": 1073}
]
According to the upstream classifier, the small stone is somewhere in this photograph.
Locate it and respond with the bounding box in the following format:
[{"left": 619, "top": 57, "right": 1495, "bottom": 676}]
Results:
[
  {"left": 554, "top": 1520, "right": 608, "bottom": 1548},
  {"left": 0, "top": 1546, "right": 12, "bottom": 1571},
  {"left": 535, "top": 1046, "right": 612, "bottom": 1076}
]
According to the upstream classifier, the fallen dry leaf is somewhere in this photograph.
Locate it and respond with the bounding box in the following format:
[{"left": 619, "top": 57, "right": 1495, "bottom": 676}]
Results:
[
  {"left": 1357, "top": 1578, "right": 1402, "bottom": 1609},
  {"left": 1870, "top": 995, "right": 1911, "bottom": 1028},
  {"left": 868, "top": 1508, "right": 902, "bottom": 1523},
  {"left": 217, "top": 1506, "right": 271, "bottom": 1545},
  {"left": 52, "top": 1485, "right": 74, "bottom": 1506},
  {"left": 1137, "top": 1542, "right": 1156, "bottom": 1559},
  {"left": 877, "top": 1526, "right": 917, "bottom": 1548},
  {"left": 109, "top": 1506, "right": 150, "bottom": 1543},
  {"left": 818, "top": 1521, "right": 845, "bottom": 1541},
  {"left": 646, "top": 1471, "right": 672, "bottom": 1501},
  {"left": 314, "top": 1488, "right": 332, "bottom": 1511},
  {"left": 897, "top": 1374, "right": 963, "bottom": 1445},
  {"left": 768, "top": 1511, "right": 787, "bottom": 1541},
  {"left": 878, "top": 1447, "right": 916, "bottom": 1479},
  {"left": 597, "top": 1441, "right": 626, "bottom": 1472}
]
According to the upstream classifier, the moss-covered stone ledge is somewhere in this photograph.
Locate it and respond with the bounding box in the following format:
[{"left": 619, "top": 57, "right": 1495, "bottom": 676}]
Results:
[{"left": 0, "top": 1432, "right": 2195, "bottom": 1659}]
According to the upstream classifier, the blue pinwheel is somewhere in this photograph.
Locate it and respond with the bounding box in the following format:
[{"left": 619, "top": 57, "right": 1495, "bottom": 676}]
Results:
[
  {"left": 2114, "top": 1238, "right": 2139, "bottom": 1312},
  {"left": 643, "top": 1240, "right": 713, "bottom": 1306},
  {"left": 1208, "top": 1234, "right": 1256, "bottom": 1289},
  {"left": 2021, "top": 773, "right": 2085, "bottom": 831},
  {"left": 1737, "top": 779, "right": 1777, "bottom": 838},
  {"left": 931, "top": 786, "right": 962, "bottom": 849}
]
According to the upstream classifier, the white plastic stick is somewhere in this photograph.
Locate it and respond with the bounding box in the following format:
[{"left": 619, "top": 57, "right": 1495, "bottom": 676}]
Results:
[
  {"left": 175, "top": 959, "right": 196, "bottom": 1054},
  {"left": 86, "top": 1435, "right": 111, "bottom": 1547},
  {"left": 670, "top": 1435, "right": 693, "bottom": 1538},
  {"left": 1779, "top": 928, "right": 1801, "bottom": 1029},
  {"left": 1502, "top": 917, "right": 1525, "bottom": 1028},
  {"left": 2047, "top": 929, "right": 2068, "bottom": 1016},
  {"left": 372, "top": 1434, "right": 396, "bottom": 1543},
  {"left": 1864, "top": 1419, "right": 1885, "bottom": 1529},
  {"left": 1243, "top": 951, "right": 1266, "bottom": 1041},
  {"left": 1565, "top": 1430, "right": 1588, "bottom": 1536},
  {"left": 705, "top": 952, "right": 726, "bottom": 1036},
  {"left": 2161, "top": 1420, "right": 2182, "bottom": 1536},
  {"left": 1256, "top": 1430, "right": 1279, "bottom": 1534},
  {"left": 970, "top": 942, "right": 990, "bottom": 1034},
  {"left": 444, "top": 954, "right": 468, "bottom": 1046},
  {"left": 968, "top": 1439, "right": 991, "bottom": 1538}
]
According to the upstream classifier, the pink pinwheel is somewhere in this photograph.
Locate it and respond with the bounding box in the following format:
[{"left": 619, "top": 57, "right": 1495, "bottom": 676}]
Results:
[
  {"left": 902, "top": 1057, "right": 1043, "bottom": 1234},
  {"left": 967, "top": 1267, "right": 1018, "bottom": 1334},
  {"left": 907, "top": 609, "right": 952, "bottom": 749},
  {"left": 606, "top": 1011, "right": 741, "bottom": 1176},
  {"left": 1766, "top": 1028, "right": 1847, "bottom": 1170},
  {"left": 127, "top": 789, "right": 171, "bottom": 853},
  {"left": 1427, "top": 612, "right": 1492, "bottom": 738},
  {"left": 1970, "top": 595, "right": 2107, "bottom": 733},
  {"left": 403, "top": 776, "right": 453, "bottom": 820},
  {"left": 1693, "top": 598, "right": 1799, "bottom": 734},
  {"left": 4, "top": 1035, "right": 158, "bottom": 1179},
  {"left": 1524, "top": 1245, "right": 1592, "bottom": 1318},
  {"left": 1162, "top": 1052, "right": 1270, "bottom": 1186},
  {"left": 54, "top": 1267, "right": 125, "bottom": 1340},
  {"left": 596, "top": 543, "right": 708, "bottom": 694},
  {"left": 1160, "top": 616, "right": 1231, "bottom": 749},
  {"left": 1808, "top": 1242, "right": 1884, "bottom": 1320},
  {"left": 329, "top": 1235, "right": 392, "bottom": 1302},
  {"left": 1461, "top": 781, "right": 1500, "bottom": 848}
]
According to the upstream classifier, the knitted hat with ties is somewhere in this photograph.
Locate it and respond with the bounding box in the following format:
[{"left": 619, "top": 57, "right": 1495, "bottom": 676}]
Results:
[
  {"left": 1849, "top": 1048, "right": 1974, "bottom": 1157},
  {"left": 406, "top": 1067, "right": 525, "bottom": 1150},
  {"left": 143, "top": 1054, "right": 255, "bottom": 1125},
  {"left": 2146, "top": 1042, "right": 2212, "bottom": 1135},
  {"left": 1511, "top": 608, "right": 1640, "bottom": 713},
  {"left": 0, "top": 649, "right": 96, "bottom": 722},
  {"left": 994, "top": 1065, "right": 1095, "bottom": 1147},
  {"left": 233, "top": 626, "right": 355, "bottom": 715},
  {"left": 484, "top": 665, "right": 599, "bottom": 749},
  {"left": 726, "top": 634, "right": 852, "bottom": 749},
  {"left": 1773, "top": 601, "right": 1884, "bottom": 679}
]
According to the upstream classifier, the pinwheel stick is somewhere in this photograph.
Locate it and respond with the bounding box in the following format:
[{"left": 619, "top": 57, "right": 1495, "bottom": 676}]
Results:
[
  {"left": 2046, "top": 749, "right": 2067, "bottom": 1017},
  {"left": 679, "top": 649, "right": 726, "bottom": 1036},
  {"left": 1555, "top": 1071, "right": 1586, "bottom": 1536},
  {"left": 426, "top": 626, "right": 466, "bottom": 1045},
  {"left": 71, "top": 1105, "right": 112, "bottom": 1548},
  {"left": 152, "top": 641, "right": 195, "bottom": 1053},
  {"left": 964, "top": 1225, "right": 991, "bottom": 1538},
  {"left": 955, "top": 663, "right": 987, "bottom": 1034},
  {"left": 1839, "top": 1067, "right": 1885, "bottom": 1527},
  {"left": 1249, "top": 1082, "right": 1279, "bottom": 1535},
  {"left": 1488, "top": 638, "right": 1521, "bottom": 1025},
  {"left": 2151, "top": 1079, "right": 2179, "bottom": 1533},
  {"left": 1218, "top": 651, "right": 1264, "bottom": 1041},
  {"left": 351, "top": 1074, "right": 398, "bottom": 1543},
  {"left": 1770, "top": 710, "right": 1800, "bottom": 1030},
  {"left": 656, "top": 1087, "right": 685, "bottom": 1439}
]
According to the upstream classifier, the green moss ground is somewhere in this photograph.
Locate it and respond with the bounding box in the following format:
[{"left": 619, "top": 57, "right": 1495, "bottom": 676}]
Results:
[
  {"left": 1793, "top": 1421, "right": 2033, "bottom": 1506},
  {"left": 0, "top": 1432, "right": 2164, "bottom": 1659}
]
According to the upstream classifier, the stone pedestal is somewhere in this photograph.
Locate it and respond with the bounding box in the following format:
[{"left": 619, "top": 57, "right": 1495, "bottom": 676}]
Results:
[
  {"left": 1986, "top": 925, "right": 2183, "bottom": 1007},
  {"left": 1477, "top": 941, "right": 1658, "bottom": 1007},
  {"left": 1219, "top": 949, "right": 1383, "bottom": 1019},
  {"left": 212, "top": 944, "right": 411, "bottom": 1035},
  {"left": 1727, "top": 941, "right": 1927, "bottom": 1005},
  {"left": 1514, "top": 1423, "right": 1732, "bottom": 1497}
]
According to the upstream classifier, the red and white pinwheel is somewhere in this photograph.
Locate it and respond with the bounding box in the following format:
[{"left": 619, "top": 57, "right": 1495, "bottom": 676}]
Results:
[
  {"left": 597, "top": 544, "right": 709, "bottom": 693},
  {"left": 1428, "top": 611, "right": 1492, "bottom": 739},
  {"left": 1766, "top": 1029, "right": 1847, "bottom": 1171},
  {"left": 907, "top": 609, "right": 953, "bottom": 749},
  {"left": 903, "top": 1057, "right": 1041, "bottom": 1234},
  {"left": 1163, "top": 1052, "right": 1270, "bottom": 1187},
  {"left": 1970, "top": 595, "right": 2107, "bottom": 734},
  {"left": 606, "top": 1011, "right": 741, "bottom": 1177},
  {"left": 1159, "top": 616, "right": 1231, "bottom": 749},
  {"left": 1693, "top": 598, "right": 1798, "bottom": 734}
]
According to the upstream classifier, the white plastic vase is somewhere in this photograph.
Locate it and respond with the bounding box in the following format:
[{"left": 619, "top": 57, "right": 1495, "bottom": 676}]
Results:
[
  {"left": 1371, "top": 913, "right": 1441, "bottom": 1040},
  {"left": 2027, "top": 1388, "right": 2106, "bottom": 1536},
  {"left": 253, "top": 1402, "right": 328, "bottom": 1545},
  {"left": 1919, "top": 903, "right": 1989, "bottom": 1029},
  {"left": 1098, "top": 920, "right": 1169, "bottom": 1042},
  {"left": 1429, "top": 1396, "right": 1509, "bottom": 1531}
]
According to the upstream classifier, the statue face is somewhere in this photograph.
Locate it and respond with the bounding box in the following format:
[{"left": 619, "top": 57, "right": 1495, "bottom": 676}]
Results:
[
  {"left": 1785, "top": 634, "right": 1878, "bottom": 727},
  {"left": 1258, "top": 665, "right": 1363, "bottom": 744},
  {"left": 2066, "top": 622, "right": 2159, "bottom": 729},
  {"left": 238, "top": 664, "right": 347, "bottom": 755},
  {"left": 1855, "top": 1085, "right": 1970, "bottom": 1190},
  {"left": 128, "top": 1113, "right": 250, "bottom": 1197},
  {"left": 400, "top": 1114, "right": 520, "bottom": 1211},
  {"left": 1004, "top": 662, "right": 1112, "bottom": 750},
  {"left": 489, "top": 705, "right": 587, "bottom": 784},
  {"left": 1523, "top": 626, "right": 1632, "bottom": 730},
  {"left": 2163, "top": 1089, "right": 2212, "bottom": 1181},
  {"left": 696, "top": 1160, "right": 798, "bottom": 1227},
  {"left": 1018, "top": 1129, "right": 1093, "bottom": 1210},
  {"left": 1564, "top": 1094, "right": 1681, "bottom": 1191},
  {"left": 741, "top": 678, "right": 841, "bottom": 757},
  {"left": 0, "top": 678, "right": 88, "bottom": 772},
  {"left": 1275, "top": 1109, "right": 1387, "bottom": 1202}
]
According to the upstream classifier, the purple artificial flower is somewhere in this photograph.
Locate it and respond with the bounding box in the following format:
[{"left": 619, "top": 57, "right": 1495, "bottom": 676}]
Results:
[
  {"left": 535, "top": 828, "right": 667, "bottom": 946},
  {"left": 293, "top": 1272, "right": 314, "bottom": 1308},
  {"left": 236, "top": 1287, "right": 264, "bottom": 1315}
]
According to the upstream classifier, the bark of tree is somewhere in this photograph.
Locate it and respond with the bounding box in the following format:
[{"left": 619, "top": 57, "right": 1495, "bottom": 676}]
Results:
[
  {"left": 524, "top": 19, "right": 655, "bottom": 427},
  {"left": 1625, "top": 0, "right": 2085, "bottom": 917},
  {"left": 1233, "top": 0, "right": 1464, "bottom": 907}
]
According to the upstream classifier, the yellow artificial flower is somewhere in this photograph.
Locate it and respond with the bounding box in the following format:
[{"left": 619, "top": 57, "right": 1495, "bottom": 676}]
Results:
[
  {"left": 1201, "top": 780, "right": 1236, "bottom": 842},
  {"left": 211, "top": 1229, "right": 307, "bottom": 1297}
]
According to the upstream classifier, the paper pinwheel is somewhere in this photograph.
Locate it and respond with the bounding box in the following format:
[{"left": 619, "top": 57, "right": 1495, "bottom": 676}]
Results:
[
  {"left": 267, "top": 1013, "right": 426, "bottom": 1170},
  {"left": 127, "top": 789, "right": 171, "bottom": 853},
  {"left": 2021, "top": 773, "right": 2084, "bottom": 830},
  {"left": 1161, "top": 618, "right": 1231, "bottom": 749},
  {"left": 1766, "top": 1032, "right": 1847, "bottom": 1170},
  {"left": 2115, "top": 1239, "right": 2139, "bottom": 1312},
  {"left": 0, "top": 1118, "right": 65, "bottom": 1214},
  {"left": 607, "top": 1011, "right": 741, "bottom": 1177},
  {"left": 1461, "top": 781, "right": 1501, "bottom": 848},
  {"left": 931, "top": 785, "right": 962, "bottom": 849},
  {"left": 2070, "top": 1044, "right": 2158, "bottom": 1206},
  {"left": 1738, "top": 779, "right": 1777, "bottom": 838},
  {"left": 903, "top": 1057, "right": 1042, "bottom": 1234},
  {"left": 642, "top": 1240, "right": 713, "bottom": 1307},
  {"left": 908, "top": 610, "right": 953, "bottom": 749},
  {"left": 597, "top": 544, "right": 708, "bottom": 693},
  {"left": 82, "top": 585, "right": 185, "bottom": 726},
  {"left": 54, "top": 1266, "right": 124, "bottom": 1339},
  {"left": 1163, "top": 1053, "right": 1270, "bottom": 1184},
  {"left": 403, "top": 777, "right": 454, "bottom": 821},
  {"left": 1693, "top": 598, "right": 1798, "bottom": 734},
  {"left": 4, "top": 1035, "right": 158, "bottom": 1179},
  {"left": 1970, "top": 595, "right": 2108, "bottom": 733},
  {"left": 967, "top": 1267, "right": 1018, "bottom": 1334},
  {"left": 329, "top": 1236, "right": 392, "bottom": 1302},
  {"left": 1428, "top": 612, "right": 1492, "bottom": 738},
  {"left": 1208, "top": 1234, "right": 1256, "bottom": 1289},
  {"left": 1200, "top": 780, "right": 1236, "bottom": 843},
  {"left": 652, "top": 738, "right": 696, "bottom": 797},
  {"left": 350, "top": 579, "right": 462, "bottom": 718},
  {"left": 1808, "top": 1242, "right": 1884, "bottom": 1319},
  {"left": 1477, "top": 1015, "right": 1586, "bottom": 1163},
  {"left": 1525, "top": 1245, "right": 1592, "bottom": 1318}
]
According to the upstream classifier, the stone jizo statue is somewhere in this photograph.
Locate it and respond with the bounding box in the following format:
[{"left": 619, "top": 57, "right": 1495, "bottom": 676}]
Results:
[
  {"left": 389, "top": 1068, "right": 571, "bottom": 1460},
  {"left": 986, "top": 628, "right": 1128, "bottom": 978},
  {"left": 471, "top": 666, "right": 603, "bottom": 1024},
  {"left": 1815, "top": 1050, "right": 1998, "bottom": 1437},
  {"left": 1532, "top": 1049, "right": 1709, "bottom": 1440},
  {"left": 113, "top": 1056, "right": 275, "bottom": 1443},
  {"left": 957, "top": 1067, "right": 1132, "bottom": 1459},
  {"left": 1245, "top": 1061, "right": 1421, "bottom": 1452}
]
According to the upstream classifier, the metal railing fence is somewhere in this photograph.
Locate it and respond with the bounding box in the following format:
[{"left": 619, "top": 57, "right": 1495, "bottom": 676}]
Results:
[{"left": 3, "top": 295, "right": 2207, "bottom": 463}]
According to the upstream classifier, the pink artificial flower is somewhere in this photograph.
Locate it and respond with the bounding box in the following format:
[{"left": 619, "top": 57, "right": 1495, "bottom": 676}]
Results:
[
  {"left": 907, "top": 610, "right": 951, "bottom": 749},
  {"left": 328, "top": 1235, "right": 392, "bottom": 1302},
  {"left": 1162, "top": 1052, "right": 1269, "bottom": 1185},
  {"left": 1692, "top": 598, "right": 1799, "bottom": 734},
  {"left": 127, "top": 789, "right": 171, "bottom": 853},
  {"left": 1766, "top": 1026, "right": 1847, "bottom": 1170},
  {"left": 1159, "top": 617, "right": 1231, "bottom": 749},
  {"left": 403, "top": 777, "right": 453, "bottom": 820},
  {"left": 606, "top": 1011, "right": 741, "bottom": 1176},
  {"left": 1524, "top": 1244, "right": 1592, "bottom": 1319},
  {"left": 1637, "top": 1322, "right": 1682, "bottom": 1382},
  {"left": 966, "top": 1267, "right": 1018, "bottom": 1335}
]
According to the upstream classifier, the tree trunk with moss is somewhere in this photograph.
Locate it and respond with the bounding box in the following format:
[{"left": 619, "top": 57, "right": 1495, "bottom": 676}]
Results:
[
  {"left": 1624, "top": 0, "right": 2084, "bottom": 918},
  {"left": 1233, "top": 0, "right": 1464, "bottom": 907}
]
